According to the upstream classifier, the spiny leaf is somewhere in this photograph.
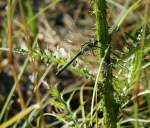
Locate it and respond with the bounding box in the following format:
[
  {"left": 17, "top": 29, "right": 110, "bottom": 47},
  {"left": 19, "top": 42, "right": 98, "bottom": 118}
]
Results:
[{"left": 48, "top": 85, "right": 61, "bottom": 99}]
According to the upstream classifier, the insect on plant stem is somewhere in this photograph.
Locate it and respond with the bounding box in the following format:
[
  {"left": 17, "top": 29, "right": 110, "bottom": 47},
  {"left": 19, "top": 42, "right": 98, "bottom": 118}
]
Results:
[{"left": 56, "top": 37, "right": 98, "bottom": 76}]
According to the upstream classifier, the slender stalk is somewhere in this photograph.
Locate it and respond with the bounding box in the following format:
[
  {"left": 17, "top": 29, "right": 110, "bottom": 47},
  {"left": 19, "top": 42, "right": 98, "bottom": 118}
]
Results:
[
  {"left": 7, "top": 0, "right": 13, "bottom": 63},
  {"left": 0, "top": 35, "right": 39, "bottom": 121},
  {"left": 94, "top": 0, "right": 118, "bottom": 127}
]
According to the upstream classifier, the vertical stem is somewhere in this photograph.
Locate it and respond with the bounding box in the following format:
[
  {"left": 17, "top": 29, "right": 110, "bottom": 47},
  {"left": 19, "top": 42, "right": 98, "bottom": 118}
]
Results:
[
  {"left": 7, "top": 0, "right": 13, "bottom": 63},
  {"left": 94, "top": 0, "right": 118, "bottom": 128}
]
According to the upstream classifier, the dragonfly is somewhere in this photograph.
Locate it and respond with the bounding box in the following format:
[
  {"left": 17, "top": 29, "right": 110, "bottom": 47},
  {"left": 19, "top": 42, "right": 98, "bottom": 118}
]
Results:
[{"left": 56, "top": 37, "right": 98, "bottom": 76}]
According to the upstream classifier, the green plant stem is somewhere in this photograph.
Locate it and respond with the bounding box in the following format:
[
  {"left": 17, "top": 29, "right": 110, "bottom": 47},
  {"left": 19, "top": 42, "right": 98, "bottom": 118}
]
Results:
[
  {"left": 7, "top": 0, "right": 13, "bottom": 63},
  {"left": 94, "top": 0, "right": 118, "bottom": 127}
]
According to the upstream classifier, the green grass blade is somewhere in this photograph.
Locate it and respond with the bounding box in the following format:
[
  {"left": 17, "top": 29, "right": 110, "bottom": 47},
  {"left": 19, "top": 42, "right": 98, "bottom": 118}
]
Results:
[
  {"left": 0, "top": 104, "right": 40, "bottom": 128},
  {"left": 27, "top": 0, "right": 60, "bottom": 25},
  {"left": 0, "top": 34, "right": 39, "bottom": 121}
]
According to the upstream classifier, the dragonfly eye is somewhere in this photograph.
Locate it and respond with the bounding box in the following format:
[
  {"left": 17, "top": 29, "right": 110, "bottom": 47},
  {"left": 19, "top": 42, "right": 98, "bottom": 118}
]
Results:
[{"left": 91, "top": 37, "right": 98, "bottom": 46}]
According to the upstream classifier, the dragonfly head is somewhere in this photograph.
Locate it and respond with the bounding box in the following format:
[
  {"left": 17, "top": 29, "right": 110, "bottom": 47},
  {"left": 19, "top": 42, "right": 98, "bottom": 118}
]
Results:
[{"left": 89, "top": 37, "right": 98, "bottom": 46}]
